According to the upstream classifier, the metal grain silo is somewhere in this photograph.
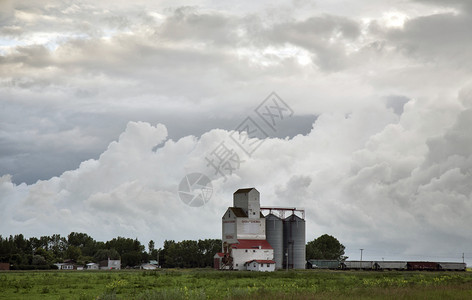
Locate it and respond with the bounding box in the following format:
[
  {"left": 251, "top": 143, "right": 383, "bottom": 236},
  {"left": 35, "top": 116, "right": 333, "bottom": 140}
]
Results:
[
  {"left": 283, "top": 214, "right": 306, "bottom": 269},
  {"left": 265, "top": 213, "right": 283, "bottom": 269}
]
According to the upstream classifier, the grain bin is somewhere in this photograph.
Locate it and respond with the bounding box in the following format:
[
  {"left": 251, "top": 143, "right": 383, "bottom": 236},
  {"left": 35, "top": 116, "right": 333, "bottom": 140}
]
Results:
[
  {"left": 265, "top": 213, "right": 283, "bottom": 269},
  {"left": 283, "top": 214, "right": 306, "bottom": 269}
]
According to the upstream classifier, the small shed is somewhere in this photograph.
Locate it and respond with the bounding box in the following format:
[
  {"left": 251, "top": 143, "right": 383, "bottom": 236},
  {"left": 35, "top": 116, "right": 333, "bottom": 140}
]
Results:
[
  {"left": 0, "top": 263, "right": 10, "bottom": 270},
  {"left": 86, "top": 263, "right": 99, "bottom": 270},
  {"left": 214, "top": 253, "right": 224, "bottom": 270},
  {"left": 140, "top": 263, "right": 158, "bottom": 270},
  {"left": 245, "top": 260, "right": 276, "bottom": 272}
]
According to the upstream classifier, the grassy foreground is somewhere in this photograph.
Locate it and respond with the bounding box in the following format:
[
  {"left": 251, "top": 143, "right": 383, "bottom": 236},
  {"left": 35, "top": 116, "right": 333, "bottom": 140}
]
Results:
[{"left": 1, "top": 269, "right": 472, "bottom": 299}]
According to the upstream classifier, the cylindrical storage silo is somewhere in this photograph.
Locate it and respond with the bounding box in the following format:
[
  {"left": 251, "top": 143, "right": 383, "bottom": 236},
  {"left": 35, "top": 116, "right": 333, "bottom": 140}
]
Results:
[
  {"left": 265, "top": 213, "right": 283, "bottom": 269},
  {"left": 283, "top": 214, "right": 306, "bottom": 269}
]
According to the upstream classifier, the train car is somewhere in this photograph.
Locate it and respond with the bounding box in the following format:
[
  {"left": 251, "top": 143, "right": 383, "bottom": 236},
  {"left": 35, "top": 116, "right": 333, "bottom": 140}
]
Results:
[
  {"left": 341, "top": 261, "right": 374, "bottom": 270},
  {"left": 438, "top": 262, "right": 466, "bottom": 271},
  {"left": 407, "top": 261, "right": 440, "bottom": 271},
  {"left": 374, "top": 261, "right": 407, "bottom": 271},
  {"left": 307, "top": 260, "right": 340, "bottom": 269}
]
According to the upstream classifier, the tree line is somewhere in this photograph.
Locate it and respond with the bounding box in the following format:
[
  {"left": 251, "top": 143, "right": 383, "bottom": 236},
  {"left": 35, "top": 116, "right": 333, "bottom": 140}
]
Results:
[
  {"left": 0, "top": 232, "right": 345, "bottom": 270},
  {"left": 0, "top": 233, "right": 221, "bottom": 270}
]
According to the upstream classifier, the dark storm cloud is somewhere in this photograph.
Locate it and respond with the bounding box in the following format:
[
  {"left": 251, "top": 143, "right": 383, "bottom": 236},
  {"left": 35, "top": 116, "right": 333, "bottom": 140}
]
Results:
[
  {"left": 262, "top": 15, "right": 361, "bottom": 71},
  {"left": 159, "top": 6, "right": 240, "bottom": 45},
  {"left": 0, "top": 100, "right": 315, "bottom": 185},
  {"left": 414, "top": 0, "right": 472, "bottom": 11},
  {"left": 366, "top": 5, "right": 472, "bottom": 70}
]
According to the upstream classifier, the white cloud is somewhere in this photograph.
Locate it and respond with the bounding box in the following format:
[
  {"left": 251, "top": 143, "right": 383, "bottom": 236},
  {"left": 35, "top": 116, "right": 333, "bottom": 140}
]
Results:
[
  {"left": 1, "top": 81, "right": 471, "bottom": 263},
  {"left": 1, "top": 0, "right": 472, "bottom": 263}
]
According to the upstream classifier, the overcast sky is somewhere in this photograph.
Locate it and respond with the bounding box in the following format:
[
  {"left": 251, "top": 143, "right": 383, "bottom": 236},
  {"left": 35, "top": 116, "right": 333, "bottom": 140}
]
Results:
[{"left": 1, "top": 0, "right": 472, "bottom": 264}]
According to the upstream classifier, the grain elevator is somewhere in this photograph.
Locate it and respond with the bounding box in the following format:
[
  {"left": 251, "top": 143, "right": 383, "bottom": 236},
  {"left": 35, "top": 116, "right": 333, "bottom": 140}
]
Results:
[{"left": 214, "top": 188, "right": 305, "bottom": 271}]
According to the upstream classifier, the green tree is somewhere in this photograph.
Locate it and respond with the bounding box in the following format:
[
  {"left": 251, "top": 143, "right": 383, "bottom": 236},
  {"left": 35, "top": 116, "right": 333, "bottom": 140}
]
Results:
[
  {"left": 197, "top": 239, "right": 221, "bottom": 267},
  {"left": 34, "top": 248, "right": 54, "bottom": 264},
  {"left": 161, "top": 240, "right": 176, "bottom": 267},
  {"left": 147, "top": 240, "right": 157, "bottom": 263},
  {"left": 68, "top": 232, "right": 96, "bottom": 257},
  {"left": 93, "top": 249, "right": 120, "bottom": 263},
  {"left": 161, "top": 239, "right": 221, "bottom": 268},
  {"left": 32, "top": 255, "right": 47, "bottom": 265},
  {"left": 65, "top": 245, "right": 82, "bottom": 261},
  {"left": 104, "top": 237, "right": 145, "bottom": 267},
  {"left": 13, "top": 234, "right": 28, "bottom": 253},
  {"left": 306, "top": 234, "right": 345, "bottom": 260},
  {"left": 148, "top": 240, "right": 155, "bottom": 254},
  {"left": 49, "top": 234, "right": 67, "bottom": 260},
  {"left": 122, "top": 251, "right": 142, "bottom": 267}
]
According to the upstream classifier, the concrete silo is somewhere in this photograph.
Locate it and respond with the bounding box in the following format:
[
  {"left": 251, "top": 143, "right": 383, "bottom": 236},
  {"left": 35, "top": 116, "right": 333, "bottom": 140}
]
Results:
[
  {"left": 283, "top": 214, "right": 306, "bottom": 269},
  {"left": 265, "top": 213, "right": 284, "bottom": 269}
]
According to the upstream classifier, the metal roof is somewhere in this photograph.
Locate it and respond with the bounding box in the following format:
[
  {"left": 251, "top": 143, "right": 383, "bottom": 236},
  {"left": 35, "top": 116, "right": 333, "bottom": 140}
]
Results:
[
  {"left": 234, "top": 188, "right": 256, "bottom": 194},
  {"left": 246, "top": 259, "right": 276, "bottom": 264},
  {"left": 231, "top": 239, "right": 273, "bottom": 250},
  {"left": 229, "top": 207, "right": 247, "bottom": 217},
  {"left": 284, "top": 213, "right": 305, "bottom": 221}
]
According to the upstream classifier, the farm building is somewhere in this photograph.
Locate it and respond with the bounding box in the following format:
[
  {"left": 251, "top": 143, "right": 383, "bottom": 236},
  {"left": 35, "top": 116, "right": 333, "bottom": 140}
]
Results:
[
  {"left": 86, "top": 263, "right": 99, "bottom": 270},
  {"left": 215, "top": 188, "right": 305, "bottom": 271},
  {"left": 0, "top": 262, "right": 10, "bottom": 270},
  {"left": 55, "top": 259, "right": 78, "bottom": 270},
  {"left": 99, "top": 258, "right": 121, "bottom": 270},
  {"left": 245, "top": 260, "right": 276, "bottom": 272}
]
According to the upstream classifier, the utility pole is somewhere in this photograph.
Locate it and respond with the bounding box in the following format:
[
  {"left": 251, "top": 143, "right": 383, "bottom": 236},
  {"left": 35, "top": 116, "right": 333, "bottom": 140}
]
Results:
[
  {"left": 360, "top": 249, "right": 364, "bottom": 262},
  {"left": 463, "top": 253, "right": 465, "bottom": 264}
]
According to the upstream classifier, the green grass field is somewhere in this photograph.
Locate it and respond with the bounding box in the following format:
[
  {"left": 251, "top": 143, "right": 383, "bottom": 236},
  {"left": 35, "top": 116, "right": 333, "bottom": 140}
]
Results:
[{"left": 1, "top": 269, "right": 472, "bottom": 299}]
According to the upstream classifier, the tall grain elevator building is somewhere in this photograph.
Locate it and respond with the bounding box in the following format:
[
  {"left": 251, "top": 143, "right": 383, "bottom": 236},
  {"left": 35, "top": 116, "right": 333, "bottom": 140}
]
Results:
[{"left": 214, "top": 188, "right": 305, "bottom": 271}]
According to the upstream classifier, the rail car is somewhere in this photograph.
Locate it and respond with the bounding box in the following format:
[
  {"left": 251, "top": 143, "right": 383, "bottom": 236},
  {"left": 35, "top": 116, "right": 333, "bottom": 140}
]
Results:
[
  {"left": 307, "top": 260, "right": 466, "bottom": 271},
  {"left": 374, "top": 261, "right": 407, "bottom": 271},
  {"left": 340, "top": 260, "right": 374, "bottom": 270},
  {"left": 438, "top": 262, "right": 467, "bottom": 271}
]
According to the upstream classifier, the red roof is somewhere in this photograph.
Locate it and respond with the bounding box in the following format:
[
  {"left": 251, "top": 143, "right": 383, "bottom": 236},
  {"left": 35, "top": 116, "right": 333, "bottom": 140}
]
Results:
[
  {"left": 231, "top": 239, "right": 273, "bottom": 250},
  {"left": 215, "top": 252, "right": 224, "bottom": 257},
  {"left": 247, "top": 260, "right": 276, "bottom": 264}
]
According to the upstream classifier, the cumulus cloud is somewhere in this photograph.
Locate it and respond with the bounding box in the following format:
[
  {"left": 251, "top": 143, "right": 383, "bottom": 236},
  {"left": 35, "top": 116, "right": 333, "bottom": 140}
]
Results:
[
  {"left": 2, "top": 82, "right": 472, "bottom": 263},
  {"left": 1, "top": 0, "right": 472, "bottom": 263}
]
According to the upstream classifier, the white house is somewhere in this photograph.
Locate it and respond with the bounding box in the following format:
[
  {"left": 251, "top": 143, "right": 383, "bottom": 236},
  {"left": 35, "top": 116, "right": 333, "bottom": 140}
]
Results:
[
  {"left": 86, "top": 263, "right": 99, "bottom": 270},
  {"left": 246, "top": 260, "right": 276, "bottom": 272},
  {"left": 55, "top": 260, "right": 77, "bottom": 270},
  {"left": 108, "top": 259, "right": 121, "bottom": 270},
  {"left": 54, "top": 263, "right": 64, "bottom": 269},
  {"left": 100, "top": 259, "right": 121, "bottom": 270}
]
